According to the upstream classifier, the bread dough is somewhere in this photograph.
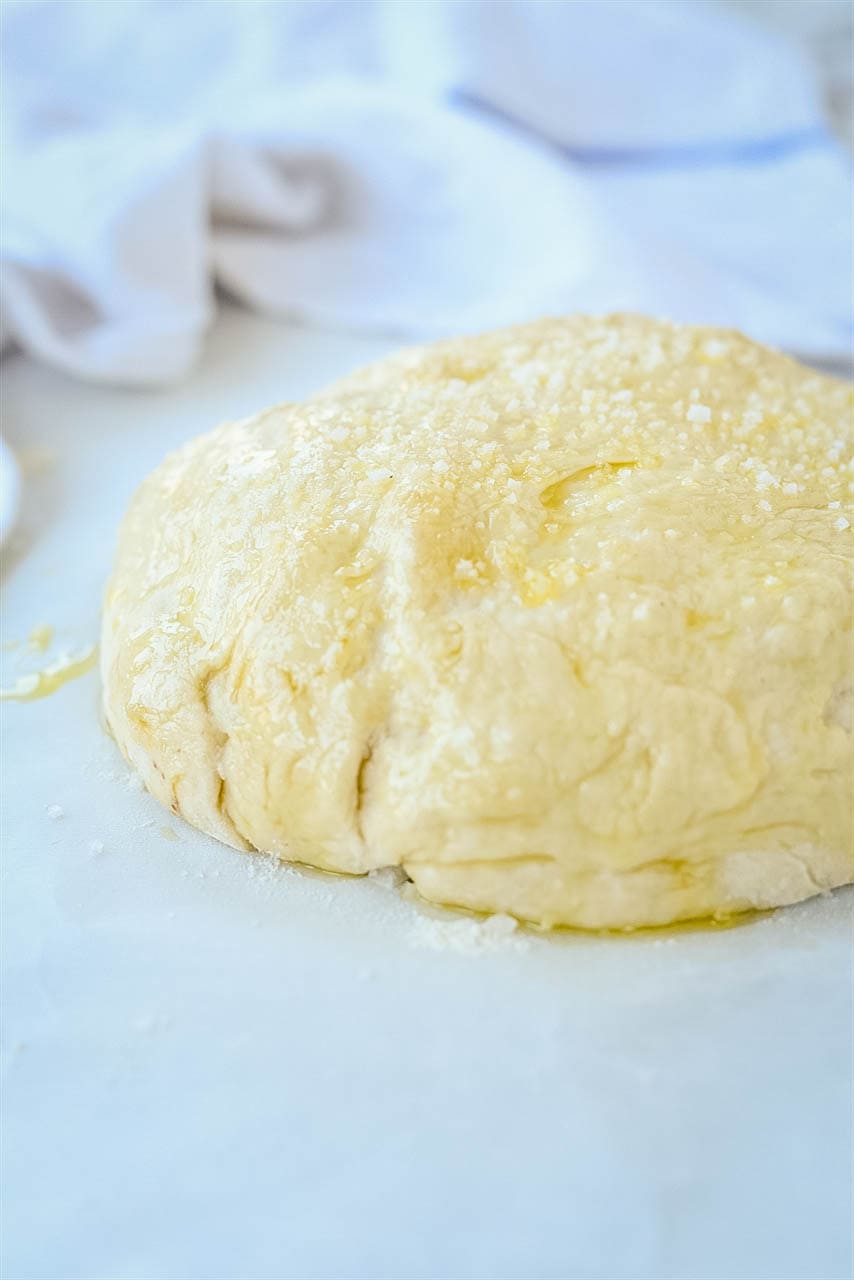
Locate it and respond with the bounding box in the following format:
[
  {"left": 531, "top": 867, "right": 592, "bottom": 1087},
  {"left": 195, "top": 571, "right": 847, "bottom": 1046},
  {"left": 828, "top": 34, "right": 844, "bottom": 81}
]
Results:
[{"left": 102, "top": 316, "right": 854, "bottom": 929}]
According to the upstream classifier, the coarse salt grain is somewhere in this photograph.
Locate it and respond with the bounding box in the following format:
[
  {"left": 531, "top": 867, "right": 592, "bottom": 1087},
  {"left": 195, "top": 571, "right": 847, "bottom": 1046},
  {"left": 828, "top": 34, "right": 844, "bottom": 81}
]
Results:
[
  {"left": 686, "top": 404, "right": 711, "bottom": 425},
  {"left": 454, "top": 559, "right": 478, "bottom": 581},
  {"left": 46, "top": 804, "right": 64, "bottom": 820}
]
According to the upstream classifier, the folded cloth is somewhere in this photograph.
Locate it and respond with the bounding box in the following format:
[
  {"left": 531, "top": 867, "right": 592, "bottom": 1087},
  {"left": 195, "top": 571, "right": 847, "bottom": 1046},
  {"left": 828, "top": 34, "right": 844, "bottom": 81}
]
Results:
[{"left": 1, "top": 0, "right": 851, "bottom": 385}]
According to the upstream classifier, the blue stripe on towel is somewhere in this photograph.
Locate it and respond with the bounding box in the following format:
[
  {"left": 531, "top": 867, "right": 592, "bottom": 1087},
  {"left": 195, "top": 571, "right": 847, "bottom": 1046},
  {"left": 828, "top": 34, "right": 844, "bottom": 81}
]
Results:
[{"left": 450, "top": 90, "right": 834, "bottom": 170}]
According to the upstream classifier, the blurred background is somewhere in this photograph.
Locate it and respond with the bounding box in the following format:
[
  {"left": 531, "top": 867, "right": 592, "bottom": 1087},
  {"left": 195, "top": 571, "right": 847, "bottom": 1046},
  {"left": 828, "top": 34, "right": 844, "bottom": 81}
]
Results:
[
  {"left": 727, "top": 0, "right": 852, "bottom": 145},
  {"left": 1, "top": 0, "right": 852, "bottom": 388}
]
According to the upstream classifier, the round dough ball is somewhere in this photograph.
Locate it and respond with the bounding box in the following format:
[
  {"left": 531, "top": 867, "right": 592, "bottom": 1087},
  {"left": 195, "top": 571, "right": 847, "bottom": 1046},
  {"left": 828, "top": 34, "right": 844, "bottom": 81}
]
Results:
[{"left": 102, "top": 316, "right": 853, "bottom": 929}]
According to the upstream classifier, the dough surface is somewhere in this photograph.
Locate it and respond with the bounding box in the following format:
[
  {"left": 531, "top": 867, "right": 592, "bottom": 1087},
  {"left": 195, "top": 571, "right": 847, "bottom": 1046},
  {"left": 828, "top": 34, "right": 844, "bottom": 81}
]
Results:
[{"left": 102, "top": 315, "right": 854, "bottom": 929}]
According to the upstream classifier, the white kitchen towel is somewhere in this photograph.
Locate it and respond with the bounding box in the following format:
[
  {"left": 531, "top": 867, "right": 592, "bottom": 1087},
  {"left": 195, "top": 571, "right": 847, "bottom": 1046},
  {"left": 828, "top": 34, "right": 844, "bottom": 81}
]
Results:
[{"left": 1, "top": 0, "right": 851, "bottom": 385}]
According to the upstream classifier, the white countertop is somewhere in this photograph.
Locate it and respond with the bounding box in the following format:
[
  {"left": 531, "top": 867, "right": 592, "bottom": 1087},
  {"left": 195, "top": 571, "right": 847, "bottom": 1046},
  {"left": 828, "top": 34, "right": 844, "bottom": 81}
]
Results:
[{"left": 2, "top": 307, "right": 852, "bottom": 1280}]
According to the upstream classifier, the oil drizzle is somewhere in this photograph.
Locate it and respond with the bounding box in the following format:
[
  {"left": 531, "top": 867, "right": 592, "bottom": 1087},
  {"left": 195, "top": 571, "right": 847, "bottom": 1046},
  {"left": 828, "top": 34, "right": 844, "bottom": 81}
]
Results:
[
  {"left": 0, "top": 646, "right": 97, "bottom": 701},
  {"left": 399, "top": 879, "right": 771, "bottom": 941}
]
